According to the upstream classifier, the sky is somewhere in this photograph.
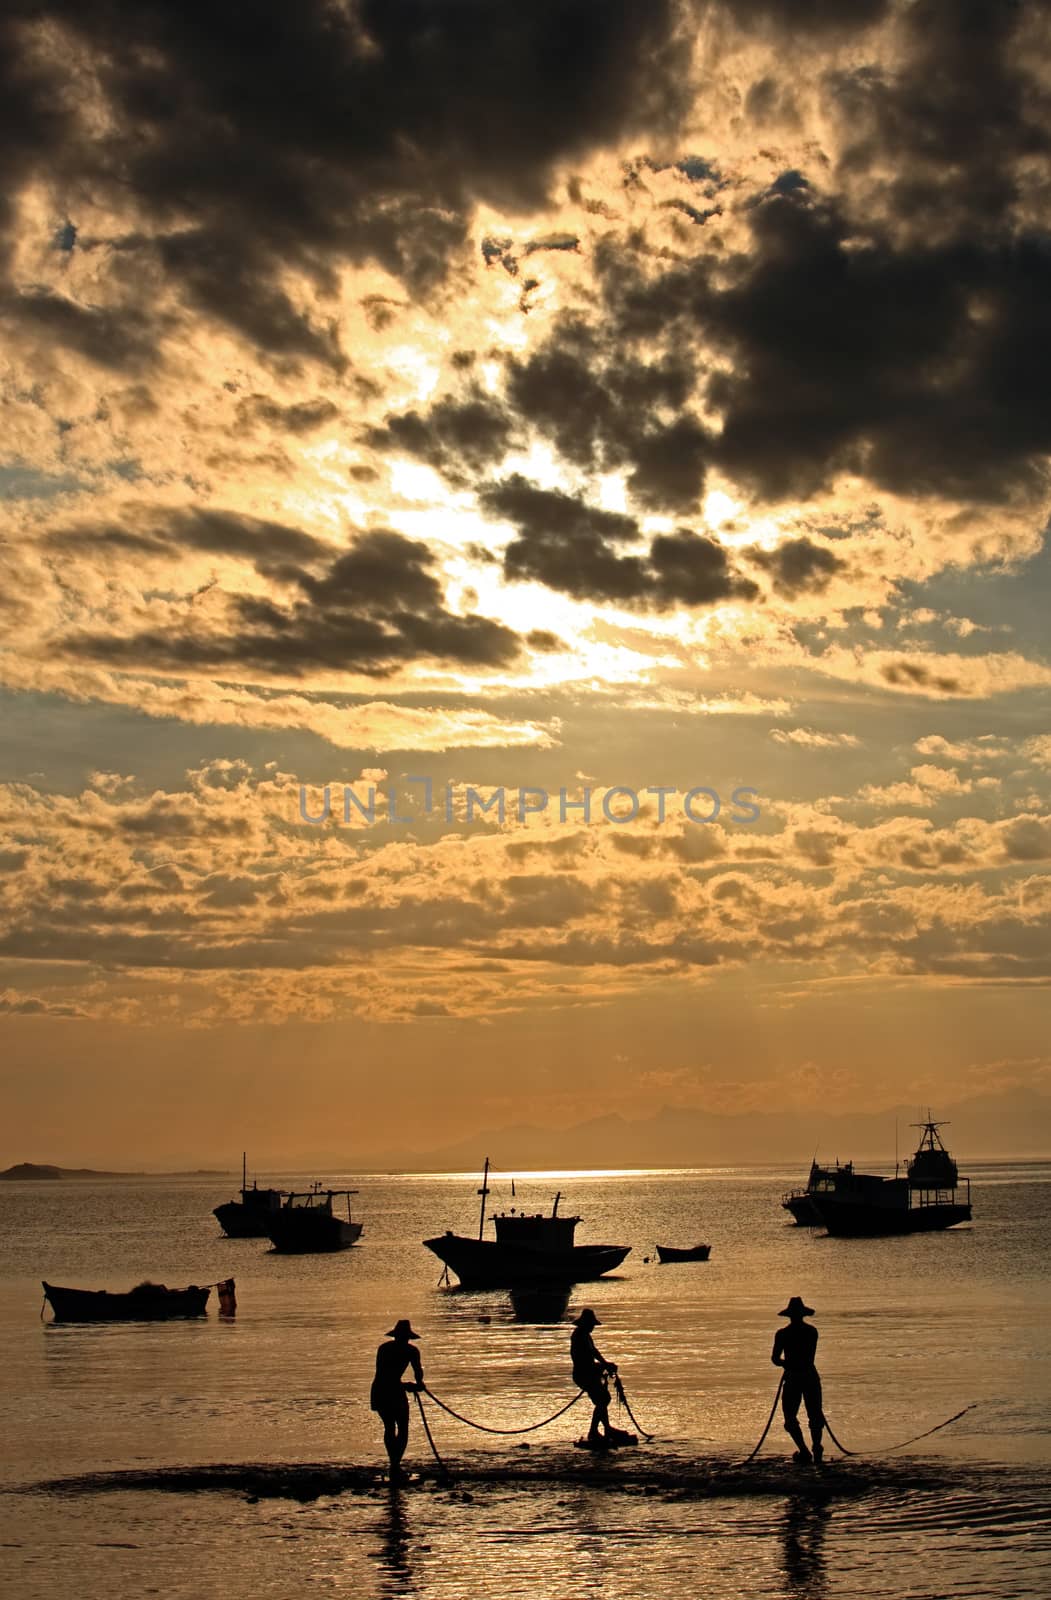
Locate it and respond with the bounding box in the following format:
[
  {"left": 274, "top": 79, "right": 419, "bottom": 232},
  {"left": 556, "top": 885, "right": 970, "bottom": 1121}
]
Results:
[{"left": 1, "top": 0, "right": 1050, "bottom": 1167}]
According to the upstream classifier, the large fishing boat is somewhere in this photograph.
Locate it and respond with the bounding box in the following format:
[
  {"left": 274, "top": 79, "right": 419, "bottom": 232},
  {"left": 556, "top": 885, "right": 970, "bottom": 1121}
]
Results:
[
  {"left": 266, "top": 1184, "right": 363, "bottom": 1253},
  {"left": 811, "top": 1120, "right": 972, "bottom": 1236},
  {"left": 423, "top": 1159, "right": 631, "bottom": 1287},
  {"left": 781, "top": 1159, "right": 852, "bottom": 1225},
  {"left": 213, "top": 1154, "right": 287, "bottom": 1238}
]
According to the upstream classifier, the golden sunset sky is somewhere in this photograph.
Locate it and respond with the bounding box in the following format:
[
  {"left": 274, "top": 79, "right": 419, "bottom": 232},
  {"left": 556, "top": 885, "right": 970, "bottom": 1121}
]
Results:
[{"left": 1, "top": 0, "right": 1050, "bottom": 1166}]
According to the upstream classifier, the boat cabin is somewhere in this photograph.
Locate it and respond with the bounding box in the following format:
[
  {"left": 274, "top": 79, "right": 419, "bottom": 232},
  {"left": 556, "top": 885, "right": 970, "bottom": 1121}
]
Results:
[
  {"left": 283, "top": 1184, "right": 358, "bottom": 1220},
  {"left": 908, "top": 1121, "right": 959, "bottom": 1189},
  {"left": 491, "top": 1191, "right": 579, "bottom": 1251}
]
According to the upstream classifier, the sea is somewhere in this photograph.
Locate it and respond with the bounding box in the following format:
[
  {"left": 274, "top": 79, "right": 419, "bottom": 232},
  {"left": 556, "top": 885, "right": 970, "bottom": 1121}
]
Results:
[{"left": 1, "top": 1163, "right": 1049, "bottom": 1600}]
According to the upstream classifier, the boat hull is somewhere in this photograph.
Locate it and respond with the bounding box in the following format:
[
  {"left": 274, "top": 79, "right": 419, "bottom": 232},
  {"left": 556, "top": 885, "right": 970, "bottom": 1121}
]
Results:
[
  {"left": 655, "top": 1244, "right": 711, "bottom": 1263},
  {"left": 267, "top": 1216, "right": 363, "bottom": 1253},
  {"left": 42, "top": 1282, "right": 211, "bottom": 1321},
  {"left": 424, "top": 1233, "right": 630, "bottom": 1287},
  {"left": 782, "top": 1194, "right": 823, "bottom": 1225},
  {"left": 214, "top": 1201, "right": 275, "bottom": 1238},
  {"left": 815, "top": 1200, "right": 972, "bottom": 1237}
]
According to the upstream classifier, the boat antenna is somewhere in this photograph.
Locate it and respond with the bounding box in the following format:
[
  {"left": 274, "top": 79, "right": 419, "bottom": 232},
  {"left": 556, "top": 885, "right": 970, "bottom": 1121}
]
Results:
[
  {"left": 242, "top": 1151, "right": 247, "bottom": 1194},
  {"left": 895, "top": 1119, "right": 898, "bottom": 1177},
  {"left": 477, "top": 1156, "right": 491, "bottom": 1241}
]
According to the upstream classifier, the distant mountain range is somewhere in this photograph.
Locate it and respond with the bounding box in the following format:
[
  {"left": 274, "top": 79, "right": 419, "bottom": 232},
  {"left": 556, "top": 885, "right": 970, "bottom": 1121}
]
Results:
[
  {"left": 349, "top": 1087, "right": 1051, "bottom": 1172},
  {"left": 5, "top": 1088, "right": 1048, "bottom": 1176},
  {"left": 0, "top": 1162, "right": 230, "bottom": 1180}
]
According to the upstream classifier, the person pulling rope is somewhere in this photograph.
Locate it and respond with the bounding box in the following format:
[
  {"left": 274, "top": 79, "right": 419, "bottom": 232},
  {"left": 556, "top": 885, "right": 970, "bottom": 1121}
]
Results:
[
  {"left": 771, "top": 1295, "right": 825, "bottom": 1463},
  {"left": 745, "top": 1294, "right": 977, "bottom": 1464}
]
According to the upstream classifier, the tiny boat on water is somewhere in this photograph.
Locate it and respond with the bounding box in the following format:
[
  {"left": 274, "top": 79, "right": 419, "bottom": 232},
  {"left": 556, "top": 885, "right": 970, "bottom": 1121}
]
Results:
[
  {"left": 423, "top": 1159, "right": 630, "bottom": 1287},
  {"left": 42, "top": 1279, "right": 234, "bottom": 1321},
  {"left": 655, "top": 1243, "right": 711, "bottom": 1263},
  {"left": 812, "top": 1120, "right": 973, "bottom": 1236},
  {"left": 266, "top": 1184, "right": 363, "bottom": 1253},
  {"left": 214, "top": 1153, "right": 287, "bottom": 1238}
]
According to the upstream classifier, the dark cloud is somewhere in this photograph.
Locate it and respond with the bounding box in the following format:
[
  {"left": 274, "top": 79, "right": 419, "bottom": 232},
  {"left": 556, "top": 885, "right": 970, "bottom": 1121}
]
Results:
[
  {"left": 235, "top": 395, "right": 339, "bottom": 434},
  {"left": 48, "top": 506, "right": 332, "bottom": 578},
  {"left": 156, "top": 230, "right": 346, "bottom": 369},
  {"left": 2, "top": 0, "right": 694, "bottom": 358},
  {"left": 481, "top": 475, "right": 646, "bottom": 602},
  {"left": 505, "top": 317, "right": 707, "bottom": 511},
  {"left": 595, "top": 179, "right": 1051, "bottom": 508},
  {"left": 831, "top": 0, "right": 1051, "bottom": 240},
  {"left": 1, "top": 290, "right": 165, "bottom": 371},
  {"left": 365, "top": 391, "right": 517, "bottom": 480},
  {"left": 648, "top": 528, "right": 760, "bottom": 605},
  {"left": 63, "top": 527, "right": 523, "bottom": 677},
  {"left": 750, "top": 536, "right": 846, "bottom": 596},
  {"left": 880, "top": 660, "right": 962, "bottom": 695},
  {"left": 479, "top": 474, "right": 757, "bottom": 608},
  {"left": 371, "top": 310, "right": 711, "bottom": 512},
  {"left": 526, "top": 629, "right": 563, "bottom": 652},
  {"left": 625, "top": 416, "right": 709, "bottom": 512},
  {"left": 722, "top": 0, "right": 889, "bottom": 30}
]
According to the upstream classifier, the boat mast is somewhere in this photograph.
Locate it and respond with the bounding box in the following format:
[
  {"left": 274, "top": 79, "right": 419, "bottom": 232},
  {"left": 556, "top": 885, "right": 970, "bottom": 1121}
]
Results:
[
  {"left": 242, "top": 1150, "right": 247, "bottom": 1196},
  {"left": 477, "top": 1156, "right": 491, "bottom": 1241}
]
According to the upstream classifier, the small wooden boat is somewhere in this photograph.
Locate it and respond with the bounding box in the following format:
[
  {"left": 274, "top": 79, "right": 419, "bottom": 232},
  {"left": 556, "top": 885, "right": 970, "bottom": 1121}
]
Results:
[
  {"left": 266, "top": 1184, "right": 363, "bottom": 1253},
  {"left": 655, "top": 1243, "right": 711, "bottom": 1263},
  {"left": 42, "top": 1280, "right": 220, "bottom": 1321}
]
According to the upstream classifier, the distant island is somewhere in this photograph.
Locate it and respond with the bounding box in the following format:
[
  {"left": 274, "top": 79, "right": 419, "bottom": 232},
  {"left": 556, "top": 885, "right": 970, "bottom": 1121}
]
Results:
[{"left": 0, "top": 1162, "right": 230, "bottom": 1180}]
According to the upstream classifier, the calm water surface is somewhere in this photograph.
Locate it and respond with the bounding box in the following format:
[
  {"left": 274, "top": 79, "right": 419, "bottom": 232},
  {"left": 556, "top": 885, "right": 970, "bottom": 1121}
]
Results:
[{"left": 1, "top": 1164, "right": 1049, "bottom": 1598}]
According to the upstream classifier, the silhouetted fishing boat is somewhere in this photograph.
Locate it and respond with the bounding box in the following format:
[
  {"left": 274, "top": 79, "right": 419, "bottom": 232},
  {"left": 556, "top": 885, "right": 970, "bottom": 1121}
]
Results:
[
  {"left": 812, "top": 1120, "right": 972, "bottom": 1236},
  {"left": 41, "top": 1279, "right": 229, "bottom": 1321},
  {"left": 781, "top": 1159, "right": 851, "bottom": 1224},
  {"left": 423, "top": 1159, "right": 630, "bottom": 1287},
  {"left": 266, "top": 1184, "right": 363, "bottom": 1253},
  {"left": 655, "top": 1243, "right": 711, "bottom": 1263},
  {"left": 213, "top": 1153, "right": 287, "bottom": 1238}
]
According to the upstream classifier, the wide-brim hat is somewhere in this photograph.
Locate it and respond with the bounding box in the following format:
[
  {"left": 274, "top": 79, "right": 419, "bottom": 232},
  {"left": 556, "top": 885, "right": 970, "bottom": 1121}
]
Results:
[
  {"left": 573, "top": 1307, "right": 600, "bottom": 1326},
  {"left": 779, "top": 1296, "right": 815, "bottom": 1318},
  {"left": 386, "top": 1319, "right": 421, "bottom": 1339}
]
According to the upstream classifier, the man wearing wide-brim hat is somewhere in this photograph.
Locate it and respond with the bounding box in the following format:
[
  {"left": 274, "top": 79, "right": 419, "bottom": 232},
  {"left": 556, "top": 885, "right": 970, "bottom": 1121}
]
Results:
[
  {"left": 771, "top": 1296, "right": 824, "bottom": 1464},
  {"left": 570, "top": 1307, "right": 618, "bottom": 1446},
  {"left": 370, "top": 1319, "right": 425, "bottom": 1482}
]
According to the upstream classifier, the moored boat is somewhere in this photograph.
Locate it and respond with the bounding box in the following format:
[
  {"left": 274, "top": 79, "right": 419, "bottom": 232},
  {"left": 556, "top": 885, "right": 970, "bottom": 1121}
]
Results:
[
  {"left": 812, "top": 1120, "right": 972, "bottom": 1237},
  {"left": 423, "top": 1159, "right": 630, "bottom": 1287},
  {"left": 266, "top": 1184, "right": 363, "bottom": 1253},
  {"left": 42, "top": 1279, "right": 225, "bottom": 1321},
  {"left": 213, "top": 1153, "right": 287, "bottom": 1238},
  {"left": 781, "top": 1159, "right": 850, "bottom": 1225},
  {"left": 655, "top": 1243, "right": 711, "bottom": 1263}
]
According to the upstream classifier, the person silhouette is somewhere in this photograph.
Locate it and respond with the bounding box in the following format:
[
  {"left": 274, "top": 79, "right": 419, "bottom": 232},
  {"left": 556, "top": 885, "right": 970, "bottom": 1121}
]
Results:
[
  {"left": 570, "top": 1307, "right": 617, "bottom": 1446},
  {"left": 370, "top": 1319, "right": 424, "bottom": 1482},
  {"left": 771, "top": 1296, "right": 824, "bottom": 1464}
]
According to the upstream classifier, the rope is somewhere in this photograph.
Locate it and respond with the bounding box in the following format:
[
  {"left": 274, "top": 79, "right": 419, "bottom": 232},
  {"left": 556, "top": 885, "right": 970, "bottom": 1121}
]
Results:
[
  {"left": 744, "top": 1374, "right": 975, "bottom": 1463},
  {"left": 821, "top": 1403, "right": 977, "bottom": 1457},
  {"left": 613, "top": 1374, "right": 654, "bottom": 1440},
  {"left": 743, "top": 1372, "right": 785, "bottom": 1463},
  {"left": 414, "top": 1389, "right": 454, "bottom": 1481},
  {"left": 422, "top": 1385, "right": 586, "bottom": 1435}
]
